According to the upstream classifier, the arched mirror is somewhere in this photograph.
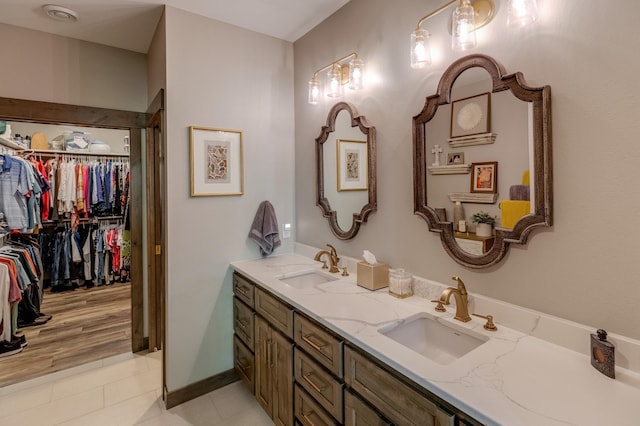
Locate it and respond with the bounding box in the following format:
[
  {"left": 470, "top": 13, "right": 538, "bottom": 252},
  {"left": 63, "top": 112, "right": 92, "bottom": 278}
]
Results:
[
  {"left": 316, "top": 102, "right": 377, "bottom": 239},
  {"left": 413, "top": 54, "right": 552, "bottom": 268}
]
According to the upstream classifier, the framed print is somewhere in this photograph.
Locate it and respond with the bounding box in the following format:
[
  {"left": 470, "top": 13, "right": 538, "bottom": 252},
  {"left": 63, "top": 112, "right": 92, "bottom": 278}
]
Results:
[
  {"left": 447, "top": 152, "right": 465, "bottom": 165},
  {"left": 190, "top": 126, "right": 243, "bottom": 196},
  {"left": 471, "top": 161, "right": 498, "bottom": 193},
  {"left": 450, "top": 92, "right": 491, "bottom": 138},
  {"left": 337, "top": 139, "right": 367, "bottom": 191}
]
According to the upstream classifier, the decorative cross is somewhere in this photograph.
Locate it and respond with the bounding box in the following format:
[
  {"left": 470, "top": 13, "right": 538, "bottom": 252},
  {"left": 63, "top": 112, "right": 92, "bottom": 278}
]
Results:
[{"left": 431, "top": 144, "right": 443, "bottom": 166}]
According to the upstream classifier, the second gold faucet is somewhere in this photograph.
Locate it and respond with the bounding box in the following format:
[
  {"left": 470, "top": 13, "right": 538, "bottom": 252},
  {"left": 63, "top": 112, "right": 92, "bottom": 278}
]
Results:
[
  {"left": 438, "top": 275, "right": 471, "bottom": 322},
  {"left": 314, "top": 244, "right": 340, "bottom": 273}
]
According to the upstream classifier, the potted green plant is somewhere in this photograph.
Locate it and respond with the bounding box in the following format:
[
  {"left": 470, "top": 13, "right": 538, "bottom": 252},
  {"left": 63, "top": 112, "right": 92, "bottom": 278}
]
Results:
[{"left": 471, "top": 211, "right": 496, "bottom": 237}]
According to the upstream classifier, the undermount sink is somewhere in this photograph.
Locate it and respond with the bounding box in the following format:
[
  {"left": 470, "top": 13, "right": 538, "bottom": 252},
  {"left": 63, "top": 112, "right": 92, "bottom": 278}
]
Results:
[
  {"left": 379, "top": 313, "right": 488, "bottom": 365},
  {"left": 277, "top": 269, "right": 338, "bottom": 289}
]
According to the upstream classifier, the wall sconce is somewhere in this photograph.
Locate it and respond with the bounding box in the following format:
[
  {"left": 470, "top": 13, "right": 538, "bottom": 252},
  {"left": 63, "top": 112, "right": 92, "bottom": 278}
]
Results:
[
  {"left": 410, "top": 0, "right": 538, "bottom": 69},
  {"left": 308, "top": 53, "right": 364, "bottom": 105}
]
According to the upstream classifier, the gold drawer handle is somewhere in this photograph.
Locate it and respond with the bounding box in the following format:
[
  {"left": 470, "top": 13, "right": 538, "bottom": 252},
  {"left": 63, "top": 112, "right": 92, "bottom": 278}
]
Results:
[
  {"left": 236, "top": 359, "right": 251, "bottom": 371},
  {"left": 302, "top": 333, "right": 327, "bottom": 353},
  {"left": 302, "top": 372, "right": 329, "bottom": 394},
  {"left": 234, "top": 284, "right": 249, "bottom": 295},
  {"left": 237, "top": 318, "right": 249, "bottom": 329},
  {"left": 302, "top": 410, "right": 320, "bottom": 426}
]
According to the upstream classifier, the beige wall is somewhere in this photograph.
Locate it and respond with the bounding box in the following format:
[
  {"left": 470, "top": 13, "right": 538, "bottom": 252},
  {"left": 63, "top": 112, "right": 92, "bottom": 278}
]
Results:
[
  {"left": 0, "top": 23, "right": 147, "bottom": 111},
  {"left": 163, "top": 6, "right": 295, "bottom": 391},
  {"left": 294, "top": 0, "right": 640, "bottom": 339}
]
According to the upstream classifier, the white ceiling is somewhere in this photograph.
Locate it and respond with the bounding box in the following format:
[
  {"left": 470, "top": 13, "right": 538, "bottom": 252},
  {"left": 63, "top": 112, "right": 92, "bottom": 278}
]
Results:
[{"left": 0, "top": 0, "right": 350, "bottom": 53}]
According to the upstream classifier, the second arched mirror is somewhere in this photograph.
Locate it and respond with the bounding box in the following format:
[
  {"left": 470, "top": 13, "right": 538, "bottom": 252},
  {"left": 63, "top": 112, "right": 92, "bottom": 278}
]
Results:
[
  {"left": 413, "top": 54, "right": 552, "bottom": 268},
  {"left": 316, "top": 102, "right": 377, "bottom": 239}
]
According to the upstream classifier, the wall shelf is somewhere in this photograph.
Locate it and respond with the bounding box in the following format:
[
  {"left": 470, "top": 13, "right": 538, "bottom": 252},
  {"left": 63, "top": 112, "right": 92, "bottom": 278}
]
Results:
[
  {"left": 448, "top": 192, "right": 499, "bottom": 204},
  {"left": 427, "top": 164, "right": 471, "bottom": 175},
  {"left": 448, "top": 132, "right": 496, "bottom": 148}
]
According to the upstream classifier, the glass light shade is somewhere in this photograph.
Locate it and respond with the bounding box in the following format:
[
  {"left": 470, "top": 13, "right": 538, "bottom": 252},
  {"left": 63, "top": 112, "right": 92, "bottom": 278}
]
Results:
[
  {"left": 452, "top": 0, "right": 477, "bottom": 51},
  {"left": 348, "top": 58, "right": 364, "bottom": 90},
  {"left": 326, "top": 64, "right": 342, "bottom": 98},
  {"left": 308, "top": 77, "right": 320, "bottom": 104},
  {"left": 507, "top": 0, "right": 538, "bottom": 28},
  {"left": 410, "top": 28, "right": 431, "bottom": 69}
]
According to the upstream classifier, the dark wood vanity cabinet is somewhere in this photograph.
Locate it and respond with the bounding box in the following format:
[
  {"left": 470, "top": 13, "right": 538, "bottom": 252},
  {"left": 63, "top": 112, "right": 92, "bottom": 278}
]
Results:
[{"left": 231, "top": 271, "right": 483, "bottom": 426}]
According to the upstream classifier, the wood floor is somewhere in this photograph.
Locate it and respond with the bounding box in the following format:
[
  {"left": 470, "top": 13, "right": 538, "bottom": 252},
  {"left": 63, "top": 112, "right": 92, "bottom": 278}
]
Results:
[{"left": 0, "top": 282, "right": 131, "bottom": 387}]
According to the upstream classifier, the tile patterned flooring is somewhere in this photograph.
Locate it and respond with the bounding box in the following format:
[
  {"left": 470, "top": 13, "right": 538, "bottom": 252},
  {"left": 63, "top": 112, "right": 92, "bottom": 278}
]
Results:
[{"left": 0, "top": 351, "right": 273, "bottom": 426}]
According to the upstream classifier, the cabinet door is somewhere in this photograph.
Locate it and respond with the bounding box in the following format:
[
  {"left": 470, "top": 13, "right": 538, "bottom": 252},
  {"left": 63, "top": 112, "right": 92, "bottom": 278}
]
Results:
[
  {"left": 255, "top": 315, "right": 273, "bottom": 417},
  {"left": 272, "top": 329, "right": 294, "bottom": 426}
]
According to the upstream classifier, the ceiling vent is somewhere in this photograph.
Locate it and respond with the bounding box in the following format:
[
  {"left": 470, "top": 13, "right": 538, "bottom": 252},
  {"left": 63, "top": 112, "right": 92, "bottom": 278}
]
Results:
[{"left": 42, "top": 4, "right": 79, "bottom": 22}]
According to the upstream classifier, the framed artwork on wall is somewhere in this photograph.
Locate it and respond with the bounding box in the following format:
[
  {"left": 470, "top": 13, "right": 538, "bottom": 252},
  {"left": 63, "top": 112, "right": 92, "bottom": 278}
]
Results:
[
  {"left": 450, "top": 92, "right": 491, "bottom": 138},
  {"left": 470, "top": 161, "right": 498, "bottom": 193},
  {"left": 190, "top": 126, "right": 244, "bottom": 196},
  {"left": 337, "top": 138, "right": 367, "bottom": 191},
  {"left": 447, "top": 152, "right": 465, "bottom": 165}
]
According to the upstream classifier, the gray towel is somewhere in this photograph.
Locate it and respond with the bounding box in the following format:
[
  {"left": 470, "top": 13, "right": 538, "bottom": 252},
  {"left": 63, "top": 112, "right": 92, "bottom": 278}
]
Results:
[{"left": 248, "top": 200, "right": 281, "bottom": 257}]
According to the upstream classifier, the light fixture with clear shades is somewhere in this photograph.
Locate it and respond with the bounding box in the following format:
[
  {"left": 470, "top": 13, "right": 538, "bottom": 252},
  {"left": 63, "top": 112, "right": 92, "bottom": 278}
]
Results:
[
  {"left": 410, "top": 28, "right": 431, "bottom": 69},
  {"left": 452, "top": 0, "right": 477, "bottom": 50},
  {"left": 507, "top": 0, "right": 538, "bottom": 28},
  {"left": 307, "top": 52, "right": 364, "bottom": 105},
  {"left": 411, "top": 0, "right": 539, "bottom": 67}
]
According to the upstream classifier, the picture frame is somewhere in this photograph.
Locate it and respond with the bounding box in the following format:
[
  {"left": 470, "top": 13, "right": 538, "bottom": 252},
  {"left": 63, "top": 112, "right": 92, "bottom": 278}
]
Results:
[
  {"left": 447, "top": 152, "right": 465, "bottom": 165},
  {"left": 337, "top": 138, "right": 368, "bottom": 191},
  {"left": 470, "top": 161, "right": 498, "bottom": 193},
  {"left": 190, "top": 126, "right": 243, "bottom": 196},
  {"left": 450, "top": 92, "right": 491, "bottom": 138}
]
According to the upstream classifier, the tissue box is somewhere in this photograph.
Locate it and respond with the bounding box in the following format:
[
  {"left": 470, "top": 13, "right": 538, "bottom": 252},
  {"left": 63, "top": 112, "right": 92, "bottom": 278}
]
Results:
[{"left": 357, "top": 261, "right": 389, "bottom": 290}]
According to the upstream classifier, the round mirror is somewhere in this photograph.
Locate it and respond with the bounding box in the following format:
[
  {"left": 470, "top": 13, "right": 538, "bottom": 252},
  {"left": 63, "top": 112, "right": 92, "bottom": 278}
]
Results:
[
  {"left": 413, "top": 54, "right": 552, "bottom": 268},
  {"left": 316, "top": 102, "right": 377, "bottom": 239}
]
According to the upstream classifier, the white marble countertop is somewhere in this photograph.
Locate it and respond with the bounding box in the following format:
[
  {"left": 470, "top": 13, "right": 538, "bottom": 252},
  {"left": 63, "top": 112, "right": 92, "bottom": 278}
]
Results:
[{"left": 231, "top": 252, "right": 640, "bottom": 426}]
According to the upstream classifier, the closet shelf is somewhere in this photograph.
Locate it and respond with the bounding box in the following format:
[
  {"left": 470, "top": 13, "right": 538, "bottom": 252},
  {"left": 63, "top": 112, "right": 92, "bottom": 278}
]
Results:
[{"left": 27, "top": 149, "right": 129, "bottom": 158}]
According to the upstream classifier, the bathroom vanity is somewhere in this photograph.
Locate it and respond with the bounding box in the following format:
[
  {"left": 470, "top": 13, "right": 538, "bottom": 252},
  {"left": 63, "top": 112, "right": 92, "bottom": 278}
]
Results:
[{"left": 231, "top": 252, "right": 640, "bottom": 425}]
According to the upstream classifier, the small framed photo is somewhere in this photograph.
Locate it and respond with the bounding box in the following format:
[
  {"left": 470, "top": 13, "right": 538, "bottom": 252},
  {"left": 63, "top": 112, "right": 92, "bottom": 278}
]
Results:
[
  {"left": 447, "top": 152, "right": 465, "bottom": 165},
  {"left": 470, "top": 161, "right": 498, "bottom": 193},
  {"left": 450, "top": 92, "right": 491, "bottom": 138},
  {"left": 190, "top": 126, "right": 244, "bottom": 196},
  {"left": 337, "top": 139, "right": 367, "bottom": 191}
]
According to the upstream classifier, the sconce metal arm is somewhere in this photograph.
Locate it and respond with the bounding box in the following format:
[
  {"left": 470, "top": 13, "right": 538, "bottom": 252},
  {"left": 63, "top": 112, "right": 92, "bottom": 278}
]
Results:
[
  {"left": 312, "top": 52, "right": 359, "bottom": 79},
  {"left": 416, "top": 0, "right": 458, "bottom": 30}
]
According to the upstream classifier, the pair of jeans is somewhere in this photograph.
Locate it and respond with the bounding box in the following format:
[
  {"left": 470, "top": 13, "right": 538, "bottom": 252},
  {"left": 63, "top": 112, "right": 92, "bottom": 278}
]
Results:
[{"left": 51, "top": 230, "right": 71, "bottom": 288}]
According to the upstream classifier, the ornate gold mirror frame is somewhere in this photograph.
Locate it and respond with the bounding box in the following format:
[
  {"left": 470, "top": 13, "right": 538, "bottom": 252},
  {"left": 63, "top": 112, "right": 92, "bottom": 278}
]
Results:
[
  {"left": 316, "top": 102, "right": 377, "bottom": 239},
  {"left": 413, "top": 54, "right": 552, "bottom": 268}
]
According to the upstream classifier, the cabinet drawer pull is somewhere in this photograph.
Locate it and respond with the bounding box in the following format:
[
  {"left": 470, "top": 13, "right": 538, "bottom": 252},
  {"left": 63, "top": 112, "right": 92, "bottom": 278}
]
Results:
[
  {"left": 302, "top": 333, "right": 328, "bottom": 352},
  {"left": 302, "top": 372, "right": 329, "bottom": 394},
  {"left": 235, "top": 284, "right": 249, "bottom": 295},
  {"left": 302, "top": 410, "right": 320, "bottom": 426},
  {"left": 237, "top": 358, "right": 251, "bottom": 371},
  {"left": 237, "top": 318, "right": 249, "bottom": 329}
]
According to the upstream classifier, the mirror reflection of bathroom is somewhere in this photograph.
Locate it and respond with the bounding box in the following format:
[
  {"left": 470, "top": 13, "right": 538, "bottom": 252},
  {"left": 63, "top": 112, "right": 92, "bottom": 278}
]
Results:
[
  {"left": 322, "top": 107, "right": 369, "bottom": 232},
  {"left": 424, "top": 67, "right": 533, "bottom": 255}
]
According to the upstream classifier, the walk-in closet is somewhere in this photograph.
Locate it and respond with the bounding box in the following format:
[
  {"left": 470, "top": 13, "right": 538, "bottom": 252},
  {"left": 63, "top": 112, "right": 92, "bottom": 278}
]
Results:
[{"left": 0, "top": 114, "right": 143, "bottom": 386}]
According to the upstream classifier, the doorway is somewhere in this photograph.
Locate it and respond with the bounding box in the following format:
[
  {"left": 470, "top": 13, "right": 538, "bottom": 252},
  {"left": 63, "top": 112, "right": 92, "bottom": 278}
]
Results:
[{"left": 0, "top": 96, "right": 150, "bottom": 386}]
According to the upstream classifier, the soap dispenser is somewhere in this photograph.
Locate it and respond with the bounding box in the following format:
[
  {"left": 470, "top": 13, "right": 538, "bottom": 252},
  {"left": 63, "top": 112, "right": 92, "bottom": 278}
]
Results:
[{"left": 590, "top": 329, "right": 615, "bottom": 378}]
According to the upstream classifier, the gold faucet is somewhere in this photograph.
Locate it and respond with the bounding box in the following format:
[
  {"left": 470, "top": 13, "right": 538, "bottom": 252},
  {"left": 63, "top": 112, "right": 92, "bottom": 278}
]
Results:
[
  {"left": 438, "top": 276, "right": 471, "bottom": 322},
  {"left": 314, "top": 244, "right": 340, "bottom": 273}
]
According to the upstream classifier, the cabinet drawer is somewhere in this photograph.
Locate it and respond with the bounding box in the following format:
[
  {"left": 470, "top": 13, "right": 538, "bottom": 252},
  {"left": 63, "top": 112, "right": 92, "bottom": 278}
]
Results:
[
  {"left": 233, "top": 297, "right": 255, "bottom": 350},
  {"left": 344, "top": 346, "right": 455, "bottom": 426},
  {"left": 294, "top": 313, "right": 343, "bottom": 377},
  {"left": 233, "top": 335, "right": 254, "bottom": 393},
  {"left": 344, "top": 389, "right": 391, "bottom": 426},
  {"left": 255, "top": 287, "right": 294, "bottom": 338},
  {"left": 294, "top": 347, "right": 343, "bottom": 423},
  {"left": 233, "top": 273, "right": 255, "bottom": 307},
  {"left": 295, "top": 384, "right": 339, "bottom": 426}
]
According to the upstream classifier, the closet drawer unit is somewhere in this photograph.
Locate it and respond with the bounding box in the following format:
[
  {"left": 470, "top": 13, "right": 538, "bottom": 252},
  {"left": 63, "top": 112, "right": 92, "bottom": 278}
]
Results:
[
  {"left": 294, "top": 347, "right": 344, "bottom": 423},
  {"left": 233, "top": 273, "right": 255, "bottom": 308},
  {"left": 233, "top": 335, "right": 254, "bottom": 393},
  {"left": 344, "top": 389, "right": 391, "bottom": 426},
  {"left": 255, "top": 287, "right": 294, "bottom": 338},
  {"left": 233, "top": 297, "right": 254, "bottom": 350},
  {"left": 294, "top": 312, "right": 343, "bottom": 377},
  {"left": 344, "top": 346, "right": 455, "bottom": 426},
  {"left": 295, "top": 384, "right": 339, "bottom": 426}
]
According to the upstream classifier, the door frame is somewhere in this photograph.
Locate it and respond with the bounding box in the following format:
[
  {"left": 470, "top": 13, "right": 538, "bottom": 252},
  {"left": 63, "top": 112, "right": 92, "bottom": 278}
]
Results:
[{"left": 0, "top": 96, "right": 149, "bottom": 353}]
